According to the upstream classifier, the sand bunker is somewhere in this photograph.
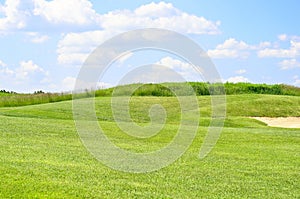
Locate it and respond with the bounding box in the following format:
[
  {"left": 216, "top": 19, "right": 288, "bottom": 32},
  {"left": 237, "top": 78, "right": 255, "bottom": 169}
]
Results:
[{"left": 252, "top": 117, "right": 300, "bottom": 128}]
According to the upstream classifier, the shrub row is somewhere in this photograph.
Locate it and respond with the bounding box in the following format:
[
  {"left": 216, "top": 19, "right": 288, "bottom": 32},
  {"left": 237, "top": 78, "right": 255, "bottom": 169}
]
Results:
[
  {"left": 111, "top": 82, "right": 300, "bottom": 96},
  {"left": 1, "top": 82, "right": 299, "bottom": 107}
]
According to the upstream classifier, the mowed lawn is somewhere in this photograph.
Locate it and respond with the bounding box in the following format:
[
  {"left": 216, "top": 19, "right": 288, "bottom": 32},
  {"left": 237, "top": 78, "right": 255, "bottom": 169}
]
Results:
[{"left": 0, "top": 94, "right": 299, "bottom": 198}]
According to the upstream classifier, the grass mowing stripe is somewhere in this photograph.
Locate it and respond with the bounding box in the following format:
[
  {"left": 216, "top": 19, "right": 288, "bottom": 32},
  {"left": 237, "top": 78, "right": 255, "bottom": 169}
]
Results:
[{"left": 0, "top": 95, "right": 299, "bottom": 198}]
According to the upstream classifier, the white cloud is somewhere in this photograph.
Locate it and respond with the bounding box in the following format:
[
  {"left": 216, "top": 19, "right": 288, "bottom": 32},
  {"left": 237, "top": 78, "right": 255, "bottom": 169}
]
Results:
[
  {"left": 33, "top": 0, "right": 99, "bottom": 25},
  {"left": 15, "top": 60, "right": 46, "bottom": 80},
  {"left": 100, "top": 2, "right": 220, "bottom": 35},
  {"left": 258, "top": 36, "right": 300, "bottom": 70},
  {"left": 293, "top": 75, "right": 300, "bottom": 86},
  {"left": 117, "top": 52, "right": 133, "bottom": 65},
  {"left": 278, "top": 34, "right": 288, "bottom": 41},
  {"left": 258, "top": 40, "right": 300, "bottom": 58},
  {"left": 57, "top": 53, "right": 89, "bottom": 66},
  {"left": 57, "top": 30, "right": 118, "bottom": 66},
  {"left": 0, "top": 60, "right": 14, "bottom": 76},
  {"left": 258, "top": 41, "right": 272, "bottom": 48},
  {"left": 1, "top": 1, "right": 220, "bottom": 35},
  {"left": 56, "top": 2, "right": 221, "bottom": 66},
  {"left": 156, "top": 56, "right": 192, "bottom": 70},
  {"left": 61, "top": 76, "right": 111, "bottom": 91},
  {"left": 62, "top": 76, "right": 76, "bottom": 91},
  {"left": 27, "top": 32, "right": 49, "bottom": 43},
  {"left": 1, "top": 0, "right": 101, "bottom": 33},
  {"left": 0, "top": 59, "right": 6, "bottom": 67},
  {"left": 134, "top": 2, "right": 180, "bottom": 18},
  {"left": 0, "top": 60, "right": 14, "bottom": 75},
  {"left": 156, "top": 56, "right": 202, "bottom": 80},
  {"left": 226, "top": 76, "right": 249, "bottom": 83},
  {"left": 235, "top": 69, "right": 246, "bottom": 74},
  {"left": 277, "top": 34, "right": 300, "bottom": 42},
  {"left": 96, "top": 82, "right": 112, "bottom": 89},
  {"left": 0, "top": 0, "right": 28, "bottom": 32},
  {"left": 294, "top": 79, "right": 300, "bottom": 86},
  {"left": 208, "top": 37, "right": 300, "bottom": 60},
  {"left": 279, "top": 59, "right": 300, "bottom": 70},
  {"left": 0, "top": 60, "right": 50, "bottom": 92},
  {"left": 208, "top": 38, "right": 254, "bottom": 59},
  {"left": 291, "top": 35, "right": 300, "bottom": 41}
]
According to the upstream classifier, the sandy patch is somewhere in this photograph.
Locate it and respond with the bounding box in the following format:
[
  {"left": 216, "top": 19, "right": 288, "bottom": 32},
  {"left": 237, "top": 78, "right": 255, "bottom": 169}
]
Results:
[{"left": 252, "top": 117, "right": 300, "bottom": 128}]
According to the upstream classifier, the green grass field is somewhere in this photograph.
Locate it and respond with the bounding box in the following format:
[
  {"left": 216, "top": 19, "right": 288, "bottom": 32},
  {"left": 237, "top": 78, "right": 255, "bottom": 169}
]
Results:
[{"left": 0, "top": 94, "right": 299, "bottom": 198}]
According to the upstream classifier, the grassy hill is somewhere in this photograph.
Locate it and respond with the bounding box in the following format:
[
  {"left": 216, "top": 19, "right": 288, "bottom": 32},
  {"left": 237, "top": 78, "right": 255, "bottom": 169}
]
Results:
[
  {"left": 0, "top": 94, "right": 299, "bottom": 123},
  {"left": 1, "top": 82, "right": 300, "bottom": 107},
  {"left": 0, "top": 90, "right": 15, "bottom": 97},
  {"left": 0, "top": 94, "right": 299, "bottom": 198}
]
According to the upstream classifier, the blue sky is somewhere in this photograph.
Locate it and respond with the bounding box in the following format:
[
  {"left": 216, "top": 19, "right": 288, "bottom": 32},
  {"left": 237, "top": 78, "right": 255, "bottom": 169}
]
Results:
[{"left": 0, "top": 0, "right": 299, "bottom": 92}]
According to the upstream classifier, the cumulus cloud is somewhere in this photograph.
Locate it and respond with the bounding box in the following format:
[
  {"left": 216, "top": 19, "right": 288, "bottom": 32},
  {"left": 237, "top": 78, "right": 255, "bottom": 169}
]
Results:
[
  {"left": 134, "top": 2, "right": 180, "bottom": 18},
  {"left": 15, "top": 60, "right": 47, "bottom": 80},
  {"left": 0, "top": 60, "right": 6, "bottom": 67},
  {"left": 100, "top": 2, "right": 220, "bottom": 34},
  {"left": 61, "top": 76, "right": 111, "bottom": 91},
  {"left": 156, "top": 56, "right": 202, "bottom": 80},
  {"left": 1, "top": 0, "right": 102, "bottom": 33},
  {"left": 62, "top": 76, "right": 76, "bottom": 91},
  {"left": 277, "top": 34, "right": 300, "bottom": 42},
  {"left": 2, "top": 1, "right": 221, "bottom": 67},
  {"left": 56, "top": 2, "right": 220, "bottom": 66},
  {"left": 278, "top": 34, "right": 288, "bottom": 41},
  {"left": 258, "top": 40, "right": 300, "bottom": 58},
  {"left": 57, "top": 30, "right": 118, "bottom": 66},
  {"left": 279, "top": 59, "right": 300, "bottom": 70},
  {"left": 208, "top": 38, "right": 255, "bottom": 59},
  {"left": 0, "top": 67, "right": 14, "bottom": 75},
  {"left": 294, "top": 79, "right": 300, "bottom": 85},
  {"left": 0, "top": 0, "right": 28, "bottom": 32},
  {"left": 258, "top": 41, "right": 272, "bottom": 48},
  {"left": 2, "top": 1, "right": 223, "bottom": 91},
  {"left": 235, "top": 69, "right": 246, "bottom": 75},
  {"left": 257, "top": 36, "right": 300, "bottom": 70},
  {"left": 293, "top": 76, "right": 300, "bottom": 86},
  {"left": 0, "top": 60, "right": 50, "bottom": 92},
  {"left": 27, "top": 32, "right": 49, "bottom": 43},
  {"left": 117, "top": 52, "right": 133, "bottom": 65},
  {"left": 0, "top": 60, "right": 14, "bottom": 75},
  {"left": 33, "top": 0, "right": 99, "bottom": 25},
  {"left": 226, "top": 76, "right": 249, "bottom": 83},
  {"left": 1, "top": 1, "right": 221, "bottom": 35},
  {"left": 156, "top": 56, "right": 192, "bottom": 70}
]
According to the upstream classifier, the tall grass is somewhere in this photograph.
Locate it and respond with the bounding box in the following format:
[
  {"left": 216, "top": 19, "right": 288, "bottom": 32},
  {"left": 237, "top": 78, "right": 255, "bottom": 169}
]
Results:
[
  {"left": 223, "top": 82, "right": 300, "bottom": 95},
  {"left": 0, "top": 90, "right": 15, "bottom": 96},
  {"left": 114, "top": 82, "right": 300, "bottom": 96},
  {"left": 0, "top": 93, "right": 72, "bottom": 107},
  {"left": 1, "top": 82, "right": 299, "bottom": 107}
]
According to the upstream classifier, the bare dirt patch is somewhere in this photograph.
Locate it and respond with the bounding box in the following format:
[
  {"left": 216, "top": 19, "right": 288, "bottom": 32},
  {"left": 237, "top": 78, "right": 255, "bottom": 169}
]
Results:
[{"left": 252, "top": 117, "right": 300, "bottom": 128}]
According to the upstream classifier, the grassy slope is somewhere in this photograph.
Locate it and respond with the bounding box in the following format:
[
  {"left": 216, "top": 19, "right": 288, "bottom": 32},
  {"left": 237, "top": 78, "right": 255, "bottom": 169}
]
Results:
[
  {"left": 1, "top": 82, "right": 300, "bottom": 107},
  {"left": 0, "top": 92, "right": 12, "bottom": 97},
  {"left": 0, "top": 95, "right": 299, "bottom": 198}
]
